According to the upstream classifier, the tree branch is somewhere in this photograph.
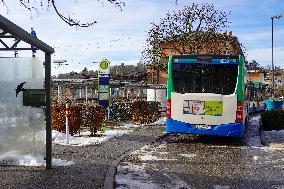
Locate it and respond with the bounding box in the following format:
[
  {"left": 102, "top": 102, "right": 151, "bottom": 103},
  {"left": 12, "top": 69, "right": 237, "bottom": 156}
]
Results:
[
  {"left": 50, "top": 0, "right": 97, "bottom": 27},
  {"left": 1, "top": 0, "right": 125, "bottom": 27}
]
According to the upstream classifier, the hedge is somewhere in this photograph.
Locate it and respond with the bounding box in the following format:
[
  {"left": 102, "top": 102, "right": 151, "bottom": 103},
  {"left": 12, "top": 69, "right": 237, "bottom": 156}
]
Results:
[
  {"left": 52, "top": 103, "right": 106, "bottom": 136},
  {"left": 260, "top": 110, "right": 284, "bottom": 131},
  {"left": 81, "top": 104, "right": 106, "bottom": 136},
  {"left": 109, "top": 98, "right": 132, "bottom": 121},
  {"left": 52, "top": 100, "right": 162, "bottom": 135},
  {"left": 109, "top": 98, "right": 162, "bottom": 124},
  {"left": 131, "top": 100, "right": 161, "bottom": 124}
]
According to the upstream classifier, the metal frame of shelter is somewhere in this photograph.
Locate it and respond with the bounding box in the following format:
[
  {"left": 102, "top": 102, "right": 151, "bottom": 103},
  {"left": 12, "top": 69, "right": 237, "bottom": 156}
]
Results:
[{"left": 0, "top": 15, "right": 55, "bottom": 169}]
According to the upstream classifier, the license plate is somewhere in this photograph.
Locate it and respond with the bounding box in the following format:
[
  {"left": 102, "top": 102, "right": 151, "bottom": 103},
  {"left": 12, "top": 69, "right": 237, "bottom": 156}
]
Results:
[{"left": 195, "top": 124, "right": 211, "bottom": 129}]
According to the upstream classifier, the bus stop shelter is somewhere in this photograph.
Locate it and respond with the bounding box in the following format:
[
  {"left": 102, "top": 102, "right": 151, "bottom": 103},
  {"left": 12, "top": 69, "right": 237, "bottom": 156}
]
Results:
[{"left": 0, "top": 15, "right": 54, "bottom": 169}]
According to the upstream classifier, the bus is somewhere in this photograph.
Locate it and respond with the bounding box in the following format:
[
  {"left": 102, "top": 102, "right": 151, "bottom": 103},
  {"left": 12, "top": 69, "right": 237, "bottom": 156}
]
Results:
[{"left": 166, "top": 54, "right": 248, "bottom": 137}]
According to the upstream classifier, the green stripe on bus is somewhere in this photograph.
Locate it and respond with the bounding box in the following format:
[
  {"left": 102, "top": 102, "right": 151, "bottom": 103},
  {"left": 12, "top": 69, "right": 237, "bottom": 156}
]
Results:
[
  {"left": 236, "top": 55, "right": 244, "bottom": 101},
  {"left": 167, "top": 55, "right": 173, "bottom": 99}
]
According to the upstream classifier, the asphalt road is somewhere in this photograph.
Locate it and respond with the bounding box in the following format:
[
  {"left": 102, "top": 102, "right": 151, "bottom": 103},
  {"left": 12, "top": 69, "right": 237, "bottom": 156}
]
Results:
[{"left": 116, "top": 132, "right": 284, "bottom": 189}]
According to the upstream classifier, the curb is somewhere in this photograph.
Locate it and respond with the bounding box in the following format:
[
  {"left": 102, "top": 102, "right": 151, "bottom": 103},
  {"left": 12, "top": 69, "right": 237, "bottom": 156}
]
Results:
[
  {"left": 260, "top": 130, "right": 266, "bottom": 146},
  {"left": 103, "top": 129, "right": 168, "bottom": 189},
  {"left": 242, "top": 116, "right": 250, "bottom": 145},
  {"left": 259, "top": 118, "right": 266, "bottom": 146}
]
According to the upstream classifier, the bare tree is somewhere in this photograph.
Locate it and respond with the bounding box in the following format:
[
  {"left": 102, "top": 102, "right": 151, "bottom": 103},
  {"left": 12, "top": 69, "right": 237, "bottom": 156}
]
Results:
[
  {"left": 245, "top": 60, "right": 263, "bottom": 71},
  {"left": 141, "top": 3, "right": 245, "bottom": 83},
  {"left": 0, "top": 0, "right": 125, "bottom": 27}
]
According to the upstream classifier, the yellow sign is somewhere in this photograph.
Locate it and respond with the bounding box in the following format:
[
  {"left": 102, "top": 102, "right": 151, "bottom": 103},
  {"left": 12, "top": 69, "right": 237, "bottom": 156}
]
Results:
[
  {"left": 100, "top": 60, "right": 109, "bottom": 69},
  {"left": 205, "top": 101, "right": 223, "bottom": 116}
]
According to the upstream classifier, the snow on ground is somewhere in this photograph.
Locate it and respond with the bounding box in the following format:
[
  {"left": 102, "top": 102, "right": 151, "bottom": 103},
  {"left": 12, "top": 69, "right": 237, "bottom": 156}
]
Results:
[
  {"left": 116, "top": 162, "right": 191, "bottom": 189},
  {"left": 249, "top": 115, "right": 284, "bottom": 150},
  {"left": 213, "top": 185, "right": 231, "bottom": 189},
  {"left": 119, "top": 123, "right": 140, "bottom": 129},
  {"left": 52, "top": 129, "right": 129, "bottom": 146},
  {"left": 139, "top": 154, "right": 177, "bottom": 161},
  {"left": 53, "top": 117, "right": 166, "bottom": 147},
  {"left": 146, "top": 117, "right": 167, "bottom": 126},
  {"left": 266, "top": 130, "right": 284, "bottom": 135},
  {"left": 250, "top": 115, "right": 261, "bottom": 122},
  {"left": 0, "top": 150, "right": 75, "bottom": 166},
  {"left": 253, "top": 156, "right": 259, "bottom": 161},
  {"left": 247, "top": 115, "right": 263, "bottom": 147},
  {"left": 116, "top": 143, "right": 192, "bottom": 189},
  {"left": 0, "top": 118, "right": 166, "bottom": 167},
  {"left": 178, "top": 153, "right": 198, "bottom": 158}
]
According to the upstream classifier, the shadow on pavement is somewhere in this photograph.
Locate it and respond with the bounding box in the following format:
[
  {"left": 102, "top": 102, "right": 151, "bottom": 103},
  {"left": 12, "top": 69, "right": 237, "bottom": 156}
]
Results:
[{"left": 163, "top": 134, "right": 244, "bottom": 146}]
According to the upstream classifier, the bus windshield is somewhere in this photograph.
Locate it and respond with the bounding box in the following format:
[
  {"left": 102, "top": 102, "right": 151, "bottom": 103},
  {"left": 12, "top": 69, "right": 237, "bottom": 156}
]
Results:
[{"left": 172, "top": 63, "right": 238, "bottom": 95}]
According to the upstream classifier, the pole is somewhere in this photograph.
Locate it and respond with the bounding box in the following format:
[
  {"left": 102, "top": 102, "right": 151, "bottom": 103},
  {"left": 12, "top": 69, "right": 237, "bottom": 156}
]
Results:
[
  {"left": 85, "top": 85, "right": 88, "bottom": 102},
  {"left": 66, "top": 103, "right": 69, "bottom": 144},
  {"left": 57, "top": 84, "right": 60, "bottom": 102},
  {"left": 272, "top": 17, "right": 275, "bottom": 89},
  {"left": 45, "top": 53, "right": 52, "bottom": 169}
]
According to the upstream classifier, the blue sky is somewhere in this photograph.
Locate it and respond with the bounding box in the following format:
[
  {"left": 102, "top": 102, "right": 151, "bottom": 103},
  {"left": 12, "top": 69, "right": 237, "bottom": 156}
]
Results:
[{"left": 0, "top": 0, "right": 284, "bottom": 75}]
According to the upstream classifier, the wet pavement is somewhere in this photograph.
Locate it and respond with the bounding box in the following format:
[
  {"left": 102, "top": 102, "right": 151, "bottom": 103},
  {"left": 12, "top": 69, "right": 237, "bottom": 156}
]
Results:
[{"left": 115, "top": 117, "right": 284, "bottom": 189}]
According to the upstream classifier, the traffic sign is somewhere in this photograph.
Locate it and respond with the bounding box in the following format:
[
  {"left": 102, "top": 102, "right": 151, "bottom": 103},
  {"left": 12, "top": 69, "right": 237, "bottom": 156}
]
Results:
[
  {"left": 100, "top": 60, "right": 109, "bottom": 69},
  {"left": 99, "top": 59, "right": 110, "bottom": 74}
]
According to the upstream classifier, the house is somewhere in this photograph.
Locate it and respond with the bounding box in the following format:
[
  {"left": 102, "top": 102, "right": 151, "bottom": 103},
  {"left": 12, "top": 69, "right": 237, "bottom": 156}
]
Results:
[
  {"left": 246, "top": 70, "right": 266, "bottom": 83},
  {"left": 273, "top": 71, "right": 284, "bottom": 87},
  {"left": 264, "top": 69, "right": 284, "bottom": 87}
]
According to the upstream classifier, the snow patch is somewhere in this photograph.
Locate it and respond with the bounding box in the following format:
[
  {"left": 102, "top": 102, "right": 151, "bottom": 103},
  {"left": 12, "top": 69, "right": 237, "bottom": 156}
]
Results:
[
  {"left": 250, "top": 115, "right": 261, "bottom": 122},
  {"left": 121, "top": 123, "right": 140, "bottom": 129},
  {"left": 139, "top": 154, "right": 176, "bottom": 161},
  {"left": 116, "top": 163, "right": 157, "bottom": 189},
  {"left": 116, "top": 163, "right": 191, "bottom": 189},
  {"left": 151, "top": 117, "right": 166, "bottom": 125},
  {"left": 251, "top": 146, "right": 284, "bottom": 151},
  {"left": 156, "top": 143, "right": 167, "bottom": 149},
  {"left": 271, "top": 185, "right": 284, "bottom": 189},
  {"left": 158, "top": 152, "right": 169, "bottom": 155},
  {"left": 213, "top": 185, "right": 231, "bottom": 189},
  {"left": 265, "top": 130, "right": 284, "bottom": 135},
  {"left": 131, "top": 145, "right": 151, "bottom": 155},
  {"left": 178, "top": 154, "right": 197, "bottom": 158},
  {"left": 0, "top": 150, "right": 74, "bottom": 166},
  {"left": 52, "top": 128, "right": 129, "bottom": 146}
]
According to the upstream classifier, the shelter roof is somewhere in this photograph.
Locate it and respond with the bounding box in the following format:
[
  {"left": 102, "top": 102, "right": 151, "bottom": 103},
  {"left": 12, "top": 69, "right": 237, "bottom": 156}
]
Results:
[{"left": 0, "top": 15, "right": 54, "bottom": 53}]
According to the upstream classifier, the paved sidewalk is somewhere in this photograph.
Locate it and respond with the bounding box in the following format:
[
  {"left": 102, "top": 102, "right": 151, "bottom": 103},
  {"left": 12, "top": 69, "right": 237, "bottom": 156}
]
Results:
[
  {"left": 248, "top": 113, "right": 284, "bottom": 149},
  {"left": 246, "top": 115, "right": 263, "bottom": 147},
  {"left": 0, "top": 124, "right": 165, "bottom": 189},
  {"left": 261, "top": 130, "right": 284, "bottom": 148}
]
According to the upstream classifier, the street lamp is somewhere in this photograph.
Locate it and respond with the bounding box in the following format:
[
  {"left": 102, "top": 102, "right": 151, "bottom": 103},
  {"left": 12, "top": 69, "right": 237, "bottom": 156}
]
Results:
[
  {"left": 53, "top": 60, "right": 68, "bottom": 101},
  {"left": 53, "top": 59, "right": 68, "bottom": 66},
  {"left": 53, "top": 59, "right": 68, "bottom": 74},
  {"left": 271, "top": 14, "right": 282, "bottom": 89}
]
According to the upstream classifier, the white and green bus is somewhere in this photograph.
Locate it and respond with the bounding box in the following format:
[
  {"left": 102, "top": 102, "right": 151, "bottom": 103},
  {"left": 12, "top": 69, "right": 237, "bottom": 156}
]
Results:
[{"left": 166, "top": 54, "right": 248, "bottom": 137}]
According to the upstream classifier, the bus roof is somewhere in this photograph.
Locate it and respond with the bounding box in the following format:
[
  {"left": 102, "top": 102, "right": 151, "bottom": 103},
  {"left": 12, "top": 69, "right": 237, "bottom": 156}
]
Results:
[{"left": 171, "top": 54, "right": 239, "bottom": 65}]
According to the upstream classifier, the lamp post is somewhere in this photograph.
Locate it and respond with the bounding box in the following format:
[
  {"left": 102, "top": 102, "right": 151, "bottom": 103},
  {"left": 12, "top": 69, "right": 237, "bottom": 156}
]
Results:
[
  {"left": 53, "top": 60, "right": 68, "bottom": 101},
  {"left": 53, "top": 59, "right": 68, "bottom": 75},
  {"left": 271, "top": 14, "right": 282, "bottom": 89}
]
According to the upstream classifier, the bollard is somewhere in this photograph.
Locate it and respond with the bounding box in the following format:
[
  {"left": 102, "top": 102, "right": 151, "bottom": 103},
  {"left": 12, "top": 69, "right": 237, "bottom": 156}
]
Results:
[{"left": 66, "top": 103, "right": 69, "bottom": 144}]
